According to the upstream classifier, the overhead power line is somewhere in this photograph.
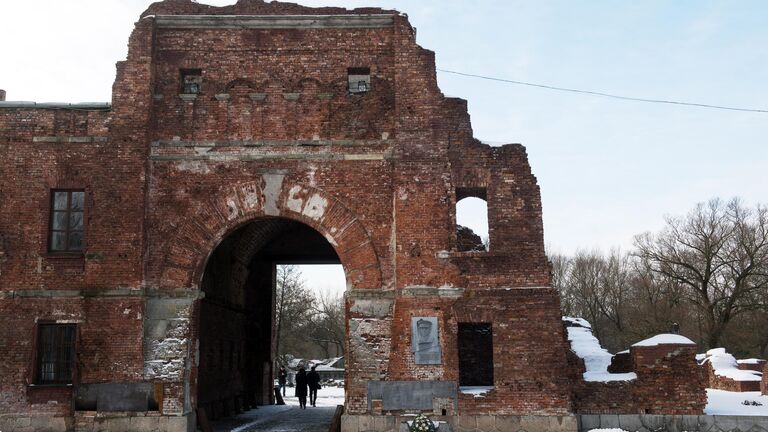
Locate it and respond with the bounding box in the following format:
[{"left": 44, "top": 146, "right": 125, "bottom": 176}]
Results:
[{"left": 437, "top": 68, "right": 768, "bottom": 114}]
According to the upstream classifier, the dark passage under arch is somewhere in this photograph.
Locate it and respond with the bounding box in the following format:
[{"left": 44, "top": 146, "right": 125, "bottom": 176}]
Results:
[{"left": 194, "top": 217, "right": 341, "bottom": 420}]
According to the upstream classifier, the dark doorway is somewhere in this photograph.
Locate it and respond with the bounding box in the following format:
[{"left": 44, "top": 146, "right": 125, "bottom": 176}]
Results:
[{"left": 458, "top": 323, "right": 494, "bottom": 387}]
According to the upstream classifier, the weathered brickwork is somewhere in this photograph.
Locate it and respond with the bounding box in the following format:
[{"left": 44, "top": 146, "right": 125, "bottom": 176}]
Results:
[
  {"left": 570, "top": 342, "right": 707, "bottom": 415},
  {"left": 0, "top": 1, "right": 707, "bottom": 431},
  {"left": 704, "top": 361, "right": 762, "bottom": 392}
]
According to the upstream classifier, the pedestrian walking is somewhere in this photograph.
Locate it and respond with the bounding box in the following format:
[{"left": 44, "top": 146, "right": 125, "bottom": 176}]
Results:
[
  {"left": 278, "top": 366, "right": 288, "bottom": 396},
  {"left": 307, "top": 365, "right": 321, "bottom": 407},
  {"left": 295, "top": 366, "right": 308, "bottom": 409}
]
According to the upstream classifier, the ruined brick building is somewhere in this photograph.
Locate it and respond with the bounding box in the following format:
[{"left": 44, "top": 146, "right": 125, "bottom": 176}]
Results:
[{"left": 0, "top": 1, "right": 705, "bottom": 431}]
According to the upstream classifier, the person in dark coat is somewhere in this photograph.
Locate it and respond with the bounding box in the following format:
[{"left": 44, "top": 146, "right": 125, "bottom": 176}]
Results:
[
  {"left": 307, "top": 365, "right": 321, "bottom": 407},
  {"left": 294, "top": 366, "right": 308, "bottom": 409},
  {"left": 278, "top": 366, "right": 288, "bottom": 396}
]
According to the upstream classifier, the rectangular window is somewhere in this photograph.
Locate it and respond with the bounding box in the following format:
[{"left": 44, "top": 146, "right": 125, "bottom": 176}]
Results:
[
  {"left": 181, "top": 69, "right": 202, "bottom": 94},
  {"left": 36, "top": 324, "right": 76, "bottom": 385},
  {"left": 49, "top": 190, "right": 85, "bottom": 253},
  {"left": 348, "top": 67, "right": 371, "bottom": 93},
  {"left": 458, "top": 323, "right": 493, "bottom": 386}
]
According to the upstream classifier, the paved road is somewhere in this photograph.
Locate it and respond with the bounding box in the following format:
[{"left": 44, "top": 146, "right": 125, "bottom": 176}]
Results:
[{"left": 212, "top": 404, "right": 337, "bottom": 432}]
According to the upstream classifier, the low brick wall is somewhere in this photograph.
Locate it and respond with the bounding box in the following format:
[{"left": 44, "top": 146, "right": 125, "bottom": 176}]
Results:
[
  {"left": 738, "top": 359, "right": 766, "bottom": 372},
  {"left": 763, "top": 362, "right": 768, "bottom": 395},
  {"left": 578, "top": 414, "right": 768, "bottom": 432},
  {"left": 569, "top": 334, "right": 706, "bottom": 414},
  {"left": 705, "top": 362, "right": 762, "bottom": 392},
  {"left": 342, "top": 414, "right": 578, "bottom": 432},
  {"left": 0, "top": 412, "right": 193, "bottom": 432}
]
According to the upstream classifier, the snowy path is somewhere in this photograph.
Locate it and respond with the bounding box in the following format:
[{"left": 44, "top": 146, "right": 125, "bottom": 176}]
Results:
[{"left": 211, "top": 387, "right": 345, "bottom": 432}]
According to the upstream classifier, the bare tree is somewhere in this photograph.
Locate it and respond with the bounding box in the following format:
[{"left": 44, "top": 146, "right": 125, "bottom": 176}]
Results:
[
  {"left": 550, "top": 253, "right": 575, "bottom": 315},
  {"left": 308, "top": 290, "right": 346, "bottom": 358},
  {"left": 275, "top": 265, "right": 315, "bottom": 359},
  {"left": 596, "top": 249, "right": 632, "bottom": 347},
  {"left": 635, "top": 198, "right": 768, "bottom": 349}
]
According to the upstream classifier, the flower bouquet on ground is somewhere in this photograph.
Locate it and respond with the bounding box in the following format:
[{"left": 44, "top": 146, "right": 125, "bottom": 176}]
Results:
[{"left": 408, "top": 413, "right": 437, "bottom": 432}]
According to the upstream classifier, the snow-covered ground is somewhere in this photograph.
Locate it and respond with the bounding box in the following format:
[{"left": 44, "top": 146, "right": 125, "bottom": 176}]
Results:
[
  {"left": 208, "top": 383, "right": 768, "bottom": 431},
  {"left": 284, "top": 385, "right": 345, "bottom": 408},
  {"left": 586, "top": 391, "right": 768, "bottom": 432},
  {"left": 705, "top": 389, "right": 768, "bottom": 415},
  {"left": 212, "top": 387, "right": 345, "bottom": 432}
]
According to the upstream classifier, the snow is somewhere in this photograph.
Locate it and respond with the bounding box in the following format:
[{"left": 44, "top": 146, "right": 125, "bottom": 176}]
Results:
[
  {"left": 284, "top": 385, "right": 345, "bottom": 408},
  {"left": 563, "top": 316, "right": 592, "bottom": 329},
  {"left": 705, "top": 389, "right": 768, "bottom": 415},
  {"left": 738, "top": 358, "right": 764, "bottom": 365},
  {"left": 587, "top": 429, "right": 628, "bottom": 432},
  {"left": 704, "top": 348, "right": 762, "bottom": 382},
  {"left": 459, "top": 386, "right": 493, "bottom": 397},
  {"left": 631, "top": 334, "right": 695, "bottom": 347},
  {"left": 227, "top": 405, "right": 294, "bottom": 432},
  {"left": 222, "top": 386, "right": 346, "bottom": 432},
  {"left": 564, "top": 319, "right": 637, "bottom": 382},
  {"left": 315, "top": 357, "right": 344, "bottom": 371}
]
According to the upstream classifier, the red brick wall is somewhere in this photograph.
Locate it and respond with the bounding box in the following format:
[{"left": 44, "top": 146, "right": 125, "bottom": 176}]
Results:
[
  {"left": 762, "top": 362, "right": 768, "bottom": 395},
  {"left": 0, "top": 297, "right": 143, "bottom": 418},
  {"left": 705, "top": 361, "right": 762, "bottom": 392},
  {"left": 570, "top": 342, "right": 706, "bottom": 415},
  {"left": 0, "top": 0, "right": 573, "bottom": 423}
]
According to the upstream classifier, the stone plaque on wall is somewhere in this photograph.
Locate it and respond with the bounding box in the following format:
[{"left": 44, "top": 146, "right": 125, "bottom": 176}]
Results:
[{"left": 411, "top": 317, "right": 441, "bottom": 364}]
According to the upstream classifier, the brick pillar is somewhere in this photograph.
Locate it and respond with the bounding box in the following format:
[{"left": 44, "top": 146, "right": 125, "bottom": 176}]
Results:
[{"left": 0, "top": 89, "right": 6, "bottom": 101}]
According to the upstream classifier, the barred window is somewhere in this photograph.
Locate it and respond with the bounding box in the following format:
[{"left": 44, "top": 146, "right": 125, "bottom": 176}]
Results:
[
  {"left": 49, "top": 190, "right": 84, "bottom": 252},
  {"left": 36, "top": 324, "right": 76, "bottom": 385},
  {"left": 348, "top": 67, "right": 371, "bottom": 93},
  {"left": 181, "top": 69, "right": 202, "bottom": 94}
]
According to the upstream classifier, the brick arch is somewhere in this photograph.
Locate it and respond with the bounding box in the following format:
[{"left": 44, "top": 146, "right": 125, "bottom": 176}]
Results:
[
  {"left": 224, "top": 78, "right": 258, "bottom": 93},
  {"left": 159, "top": 178, "right": 381, "bottom": 291}
]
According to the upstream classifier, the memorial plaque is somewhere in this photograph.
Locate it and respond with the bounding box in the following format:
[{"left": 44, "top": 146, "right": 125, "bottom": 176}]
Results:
[
  {"left": 412, "top": 316, "right": 441, "bottom": 364},
  {"left": 368, "top": 380, "right": 457, "bottom": 411}
]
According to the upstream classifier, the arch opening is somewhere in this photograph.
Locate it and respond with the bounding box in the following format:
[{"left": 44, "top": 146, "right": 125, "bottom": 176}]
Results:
[
  {"left": 194, "top": 216, "right": 346, "bottom": 422},
  {"left": 456, "top": 195, "right": 489, "bottom": 252}
]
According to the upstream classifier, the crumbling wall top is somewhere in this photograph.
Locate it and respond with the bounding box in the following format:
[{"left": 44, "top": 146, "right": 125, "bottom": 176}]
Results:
[{"left": 141, "top": 0, "right": 401, "bottom": 18}]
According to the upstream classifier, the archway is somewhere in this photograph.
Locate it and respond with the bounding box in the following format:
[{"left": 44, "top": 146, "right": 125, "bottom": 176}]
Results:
[{"left": 193, "top": 216, "right": 344, "bottom": 421}]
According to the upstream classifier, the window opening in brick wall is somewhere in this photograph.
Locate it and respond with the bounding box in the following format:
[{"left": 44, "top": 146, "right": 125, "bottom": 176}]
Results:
[
  {"left": 36, "top": 324, "right": 76, "bottom": 385},
  {"left": 458, "top": 323, "right": 493, "bottom": 386},
  {"left": 456, "top": 188, "right": 488, "bottom": 252},
  {"left": 348, "top": 67, "right": 370, "bottom": 93},
  {"left": 49, "top": 190, "right": 84, "bottom": 253},
  {"left": 181, "top": 69, "right": 202, "bottom": 94}
]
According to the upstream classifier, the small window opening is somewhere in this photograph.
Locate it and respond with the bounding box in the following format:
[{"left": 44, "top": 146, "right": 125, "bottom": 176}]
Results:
[
  {"left": 36, "top": 324, "right": 76, "bottom": 385},
  {"left": 181, "top": 69, "right": 202, "bottom": 94},
  {"left": 49, "top": 190, "right": 85, "bottom": 253},
  {"left": 458, "top": 323, "right": 493, "bottom": 387},
  {"left": 456, "top": 188, "right": 488, "bottom": 252},
  {"left": 348, "top": 67, "right": 371, "bottom": 93}
]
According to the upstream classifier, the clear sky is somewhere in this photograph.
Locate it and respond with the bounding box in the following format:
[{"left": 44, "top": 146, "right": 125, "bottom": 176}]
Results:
[{"left": 1, "top": 1, "right": 765, "bottom": 294}]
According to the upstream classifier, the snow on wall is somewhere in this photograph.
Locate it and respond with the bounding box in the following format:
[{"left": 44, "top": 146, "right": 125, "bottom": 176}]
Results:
[
  {"left": 704, "top": 348, "right": 762, "bottom": 382},
  {"left": 632, "top": 333, "right": 695, "bottom": 347},
  {"left": 563, "top": 317, "right": 637, "bottom": 382}
]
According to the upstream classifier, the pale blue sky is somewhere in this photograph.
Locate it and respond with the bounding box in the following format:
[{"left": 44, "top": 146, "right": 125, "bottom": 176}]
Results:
[{"left": 2, "top": 1, "right": 765, "bottom": 294}]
